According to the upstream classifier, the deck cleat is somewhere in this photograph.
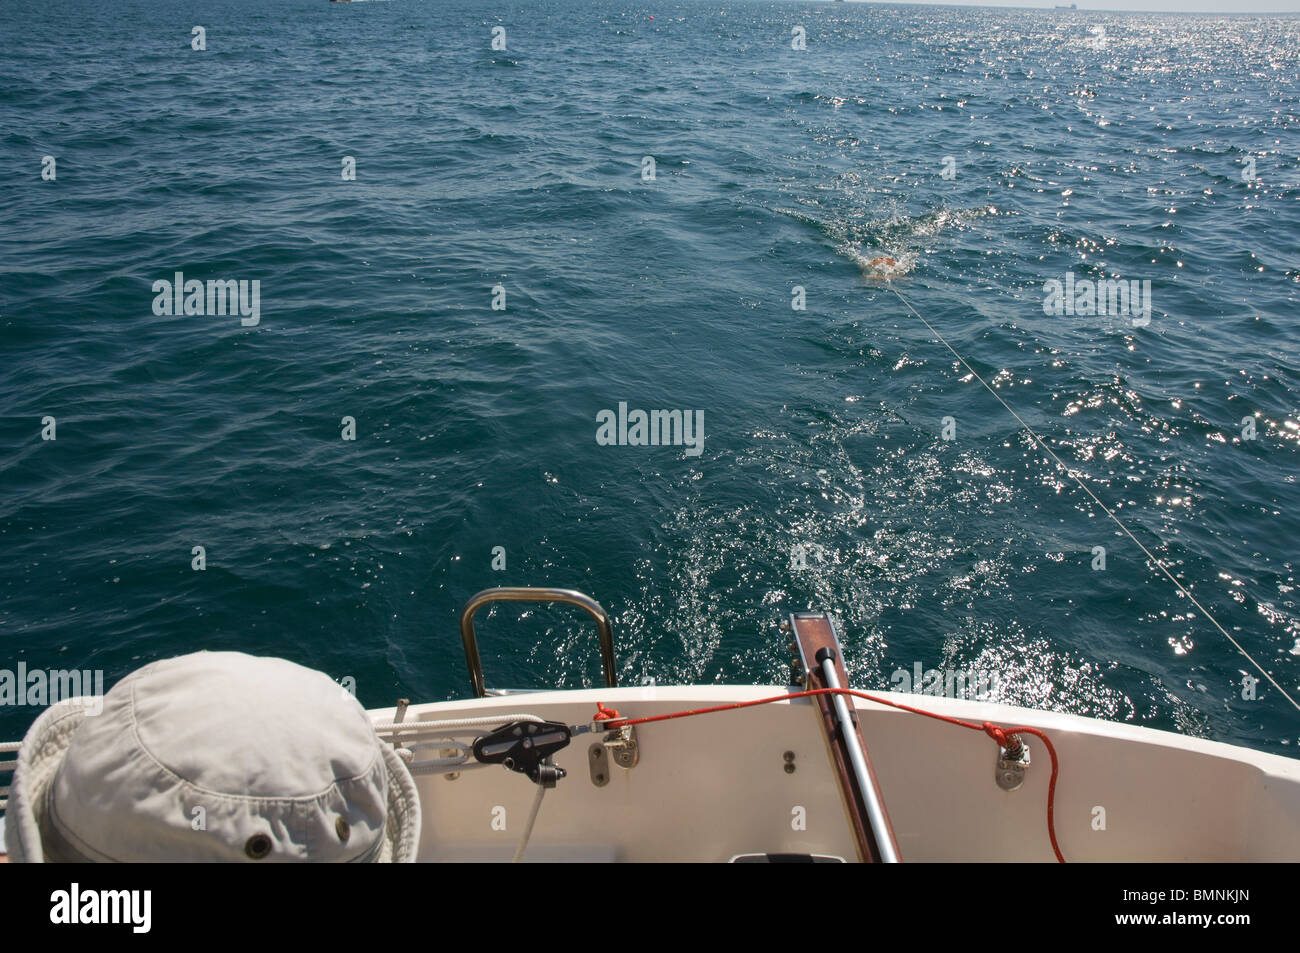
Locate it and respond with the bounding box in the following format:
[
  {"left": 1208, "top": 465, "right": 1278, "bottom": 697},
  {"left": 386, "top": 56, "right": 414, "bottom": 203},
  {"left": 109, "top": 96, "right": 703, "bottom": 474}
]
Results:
[
  {"left": 603, "top": 723, "right": 639, "bottom": 769},
  {"left": 996, "top": 734, "right": 1031, "bottom": 791}
]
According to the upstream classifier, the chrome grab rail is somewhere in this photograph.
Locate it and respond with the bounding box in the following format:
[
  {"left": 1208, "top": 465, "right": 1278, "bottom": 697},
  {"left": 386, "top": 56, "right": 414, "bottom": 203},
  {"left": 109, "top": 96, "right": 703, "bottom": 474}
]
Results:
[{"left": 458, "top": 587, "right": 618, "bottom": 698}]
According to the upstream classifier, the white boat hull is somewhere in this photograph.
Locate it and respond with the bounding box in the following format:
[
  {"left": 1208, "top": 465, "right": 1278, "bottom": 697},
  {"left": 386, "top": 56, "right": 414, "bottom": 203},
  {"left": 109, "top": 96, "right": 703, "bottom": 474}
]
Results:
[{"left": 370, "top": 685, "right": 1300, "bottom": 862}]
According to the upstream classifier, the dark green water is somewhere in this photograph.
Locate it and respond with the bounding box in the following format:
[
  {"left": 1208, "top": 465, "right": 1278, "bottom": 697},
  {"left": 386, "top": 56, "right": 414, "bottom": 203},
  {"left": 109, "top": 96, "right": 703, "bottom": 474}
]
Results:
[{"left": 1, "top": 0, "right": 1298, "bottom": 755}]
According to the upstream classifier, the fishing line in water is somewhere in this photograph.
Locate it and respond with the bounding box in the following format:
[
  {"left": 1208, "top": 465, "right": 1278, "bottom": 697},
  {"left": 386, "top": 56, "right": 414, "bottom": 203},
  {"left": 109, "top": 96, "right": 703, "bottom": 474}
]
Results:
[{"left": 887, "top": 285, "right": 1300, "bottom": 714}]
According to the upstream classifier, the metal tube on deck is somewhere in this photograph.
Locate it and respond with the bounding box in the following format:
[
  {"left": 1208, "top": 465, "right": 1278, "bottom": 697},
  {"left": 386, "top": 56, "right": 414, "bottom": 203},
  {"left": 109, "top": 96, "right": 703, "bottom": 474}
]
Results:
[{"left": 818, "top": 653, "right": 900, "bottom": 863}]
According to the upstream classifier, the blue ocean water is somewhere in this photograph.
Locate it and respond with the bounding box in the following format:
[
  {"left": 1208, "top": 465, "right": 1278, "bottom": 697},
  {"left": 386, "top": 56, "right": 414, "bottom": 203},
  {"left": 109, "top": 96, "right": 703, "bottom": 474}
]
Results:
[{"left": 1, "top": 0, "right": 1297, "bottom": 755}]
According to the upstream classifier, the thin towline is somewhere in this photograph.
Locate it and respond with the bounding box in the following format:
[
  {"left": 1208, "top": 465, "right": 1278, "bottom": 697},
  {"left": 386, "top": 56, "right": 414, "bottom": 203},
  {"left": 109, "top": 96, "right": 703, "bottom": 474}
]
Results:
[{"left": 888, "top": 285, "right": 1300, "bottom": 713}]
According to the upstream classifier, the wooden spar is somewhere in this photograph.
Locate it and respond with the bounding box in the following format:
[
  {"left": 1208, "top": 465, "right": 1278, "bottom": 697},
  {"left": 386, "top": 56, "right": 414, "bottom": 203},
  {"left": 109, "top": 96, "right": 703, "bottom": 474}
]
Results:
[{"left": 789, "top": 612, "right": 901, "bottom": 863}]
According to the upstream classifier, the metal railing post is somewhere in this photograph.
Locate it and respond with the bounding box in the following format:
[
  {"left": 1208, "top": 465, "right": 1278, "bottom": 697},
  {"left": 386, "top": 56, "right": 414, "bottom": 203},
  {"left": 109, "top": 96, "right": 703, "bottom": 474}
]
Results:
[{"left": 458, "top": 587, "right": 618, "bottom": 698}]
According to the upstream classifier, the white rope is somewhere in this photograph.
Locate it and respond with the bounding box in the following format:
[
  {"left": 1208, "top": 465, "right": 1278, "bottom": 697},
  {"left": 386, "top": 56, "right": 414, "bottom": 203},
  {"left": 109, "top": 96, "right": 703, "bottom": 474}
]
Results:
[
  {"left": 395, "top": 739, "right": 472, "bottom": 753},
  {"left": 405, "top": 758, "right": 493, "bottom": 777},
  {"left": 371, "top": 714, "right": 546, "bottom": 734},
  {"left": 512, "top": 782, "right": 547, "bottom": 864},
  {"left": 890, "top": 285, "right": 1300, "bottom": 712},
  {"left": 0, "top": 742, "right": 21, "bottom": 754}
]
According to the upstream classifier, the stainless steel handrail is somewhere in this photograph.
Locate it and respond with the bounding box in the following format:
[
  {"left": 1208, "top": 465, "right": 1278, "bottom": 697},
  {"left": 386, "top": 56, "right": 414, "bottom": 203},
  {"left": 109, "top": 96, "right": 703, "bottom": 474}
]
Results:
[{"left": 458, "top": 587, "right": 618, "bottom": 698}]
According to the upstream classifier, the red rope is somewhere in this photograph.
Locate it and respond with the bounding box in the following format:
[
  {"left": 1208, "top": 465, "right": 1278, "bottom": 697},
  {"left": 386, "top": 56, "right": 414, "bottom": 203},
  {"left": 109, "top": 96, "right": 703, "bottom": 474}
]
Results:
[
  {"left": 594, "top": 687, "right": 1065, "bottom": 863},
  {"left": 593, "top": 701, "right": 623, "bottom": 722}
]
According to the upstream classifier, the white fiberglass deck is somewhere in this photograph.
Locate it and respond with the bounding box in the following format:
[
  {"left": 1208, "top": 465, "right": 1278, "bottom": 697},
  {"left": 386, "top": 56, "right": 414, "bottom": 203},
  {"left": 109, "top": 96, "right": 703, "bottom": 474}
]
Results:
[{"left": 371, "top": 685, "right": 1300, "bottom": 863}]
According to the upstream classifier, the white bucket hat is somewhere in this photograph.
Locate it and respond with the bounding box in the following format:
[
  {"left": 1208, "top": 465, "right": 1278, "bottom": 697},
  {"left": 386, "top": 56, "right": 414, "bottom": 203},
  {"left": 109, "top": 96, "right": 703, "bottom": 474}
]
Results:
[{"left": 3, "top": 651, "right": 420, "bottom": 862}]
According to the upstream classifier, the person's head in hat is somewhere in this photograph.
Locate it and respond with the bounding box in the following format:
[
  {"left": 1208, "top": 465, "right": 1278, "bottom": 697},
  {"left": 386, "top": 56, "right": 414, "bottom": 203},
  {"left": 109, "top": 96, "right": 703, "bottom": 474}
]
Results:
[{"left": 4, "top": 651, "right": 420, "bottom": 862}]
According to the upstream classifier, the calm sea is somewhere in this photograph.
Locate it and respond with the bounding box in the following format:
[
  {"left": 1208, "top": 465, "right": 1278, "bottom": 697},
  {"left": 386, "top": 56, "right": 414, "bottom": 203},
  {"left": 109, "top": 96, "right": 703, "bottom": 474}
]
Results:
[{"left": 1, "top": 0, "right": 1298, "bottom": 754}]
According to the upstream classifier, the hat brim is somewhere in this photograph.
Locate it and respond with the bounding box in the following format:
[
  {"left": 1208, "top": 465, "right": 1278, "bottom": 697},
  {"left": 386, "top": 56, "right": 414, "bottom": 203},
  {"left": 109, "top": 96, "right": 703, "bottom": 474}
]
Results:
[
  {"left": 379, "top": 742, "right": 422, "bottom": 862},
  {"left": 4, "top": 697, "right": 422, "bottom": 863},
  {"left": 4, "top": 697, "right": 87, "bottom": 863}
]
